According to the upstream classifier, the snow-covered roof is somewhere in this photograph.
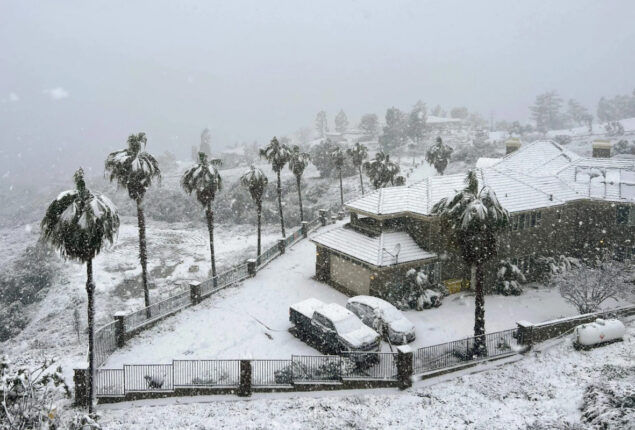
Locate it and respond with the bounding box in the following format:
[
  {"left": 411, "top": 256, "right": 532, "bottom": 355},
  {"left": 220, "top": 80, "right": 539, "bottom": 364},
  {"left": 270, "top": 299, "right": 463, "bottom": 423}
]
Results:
[
  {"left": 345, "top": 140, "right": 635, "bottom": 217},
  {"left": 315, "top": 303, "right": 354, "bottom": 323},
  {"left": 427, "top": 116, "right": 462, "bottom": 124},
  {"left": 475, "top": 157, "right": 501, "bottom": 168},
  {"left": 310, "top": 227, "right": 437, "bottom": 267},
  {"left": 290, "top": 298, "right": 325, "bottom": 318},
  {"left": 348, "top": 295, "right": 395, "bottom": 311}
]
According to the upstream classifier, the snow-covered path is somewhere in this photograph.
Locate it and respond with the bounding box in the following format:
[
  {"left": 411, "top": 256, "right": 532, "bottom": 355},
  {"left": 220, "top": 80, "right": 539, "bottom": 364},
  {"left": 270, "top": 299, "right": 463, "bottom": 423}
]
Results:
[{"left": 98, "top": 321, "right": 635, "bottom": 429}]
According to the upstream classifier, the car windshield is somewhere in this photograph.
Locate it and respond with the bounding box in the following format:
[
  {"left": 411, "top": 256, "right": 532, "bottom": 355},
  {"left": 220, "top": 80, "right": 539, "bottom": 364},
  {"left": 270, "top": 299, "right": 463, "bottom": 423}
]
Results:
[
  {"left": 380, "top": 306, "right": 402, "bottom": 323},
  {"left": 333, "top": 315, "right": 362, "bottom": 334}
]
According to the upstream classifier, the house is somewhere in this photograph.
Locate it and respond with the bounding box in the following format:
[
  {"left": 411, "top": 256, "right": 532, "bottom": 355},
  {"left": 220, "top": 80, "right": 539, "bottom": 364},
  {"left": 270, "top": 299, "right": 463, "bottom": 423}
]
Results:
[{"left": 310, "top": 140, "right": 635, "bottom": 299}]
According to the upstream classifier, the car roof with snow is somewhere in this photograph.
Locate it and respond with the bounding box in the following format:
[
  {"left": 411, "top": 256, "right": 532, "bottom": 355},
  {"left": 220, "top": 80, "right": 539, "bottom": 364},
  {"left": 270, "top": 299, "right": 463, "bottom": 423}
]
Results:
[
  {"left": 290, "top": 298, "right": 325, "bottom": 318},
  {"left": 348, "top": 295, "right": 396, "bottom": 310},
  {"left": 315, "top": 303, "right": 357, "bottom": 323}
]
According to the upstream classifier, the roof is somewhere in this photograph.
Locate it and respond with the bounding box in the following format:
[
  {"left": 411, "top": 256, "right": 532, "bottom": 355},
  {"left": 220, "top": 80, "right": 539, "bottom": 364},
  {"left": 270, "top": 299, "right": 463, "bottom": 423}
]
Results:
[
  {"left": 290, "top": 298, "right": 325, "bottom": 318},
  {"left": 310, "top": 227, "right": 437, "bottom": 267},
  {"left": 348, "top": 295, "right": 395, "bottom": 310},
  {"left": 345, "top": 140, "right": 635, "bottom": 217},
  {"left": 315, "top": 303, "right": 354, "bottom": 323},
  {"left": 475, "top": 157, "right": 501, "bottom": 168}
]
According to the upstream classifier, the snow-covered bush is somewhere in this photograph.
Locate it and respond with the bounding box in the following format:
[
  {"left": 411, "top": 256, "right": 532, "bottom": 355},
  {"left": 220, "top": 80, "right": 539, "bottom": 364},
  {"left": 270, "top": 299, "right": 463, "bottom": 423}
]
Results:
[
  {"left": 495, "top": 260, "right": 526, "bottom": 296},
  {"left": 534, "top": 255, "right": 579, "bottom": 284},
  {"left": 385, "top": 268, "right": 447, "bottom": 310},
  {"left": 0, "top": 355, "right": 70, "bottom": 430},
  {"left": 581, "top": 378, "right": 634, "bottom": 428},
  {"left": 604, "top": 121, "right": 625, "bottom": 136},
  {"left": 553, "top": 134, "right": 572, "bottom": 145},
  {"left": 613, "top": 139, "right": 635, "bottom": 155}
]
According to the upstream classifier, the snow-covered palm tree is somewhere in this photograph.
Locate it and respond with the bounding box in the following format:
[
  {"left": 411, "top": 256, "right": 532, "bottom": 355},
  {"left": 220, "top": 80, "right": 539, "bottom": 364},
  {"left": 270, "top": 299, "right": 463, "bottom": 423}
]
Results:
[
  {"left": 105, "top": 132, "right": 160, "bottom": 313},
  {"left": 426, "top": 136, "right": 453, "bottom": 175},
  {"left": 181, "top": 152, "right": 223, "bottom": 279},
  {"left": 288, "top": 145, "right": 310, "bottom": 222},
  {"left": 40, "top": 168, "right": 120, "bottom": 413},
  {"left": 241, "top": 166, "right": 268, "bottom": 258},
  {"left": 331, "top": 146, "right": 345, "bottom": 206},
  {"left": 346, "top": 142, "right": 368, "bottom": 195},
  {"left": 260, "top": 137, "right": 291, "bottom": 237},
  {"left": 364, "top": 151, "right": 400, "bottom": 189},
  {"left": 431, "top": 169, "right": 509, "bottom": 356}
]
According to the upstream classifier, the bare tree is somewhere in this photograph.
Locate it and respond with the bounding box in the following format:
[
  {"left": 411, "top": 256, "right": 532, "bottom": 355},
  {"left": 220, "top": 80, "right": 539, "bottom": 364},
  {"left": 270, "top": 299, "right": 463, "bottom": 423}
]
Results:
[{"left": 554, "top": 259, "right": 626, "bottom": 314}]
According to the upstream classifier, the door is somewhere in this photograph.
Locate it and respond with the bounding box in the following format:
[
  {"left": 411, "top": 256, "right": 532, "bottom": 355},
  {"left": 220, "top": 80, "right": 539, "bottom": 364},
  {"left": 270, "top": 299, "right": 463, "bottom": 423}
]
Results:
[{"left": 330, "top": 254, "right": 371, "bottom": 295}]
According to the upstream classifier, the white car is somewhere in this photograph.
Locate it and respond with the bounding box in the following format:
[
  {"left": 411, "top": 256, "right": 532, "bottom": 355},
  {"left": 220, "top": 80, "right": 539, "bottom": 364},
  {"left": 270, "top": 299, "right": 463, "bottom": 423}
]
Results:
[{"left": 346, "top": 296, "right": 416, "bottom": 345}]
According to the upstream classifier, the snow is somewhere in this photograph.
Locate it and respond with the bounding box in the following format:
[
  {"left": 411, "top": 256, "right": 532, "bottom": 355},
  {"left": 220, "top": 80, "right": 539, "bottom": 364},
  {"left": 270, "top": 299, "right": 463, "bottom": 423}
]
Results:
[
  {"left": 97, "top": 321, "right": 635, "bottom": 429},
  {"left": 475, "top": 157, "right": 500, "bottom": 168},
  {"left": 291, "top": 297, "right": 325, "bottom": 319}
]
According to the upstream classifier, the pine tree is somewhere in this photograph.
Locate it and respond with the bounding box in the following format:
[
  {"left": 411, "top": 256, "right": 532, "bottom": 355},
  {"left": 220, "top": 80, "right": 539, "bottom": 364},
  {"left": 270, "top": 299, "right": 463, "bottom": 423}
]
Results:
[
  {"left": 431, "top": 170, "right": 509, "bottom": 356},
  {"left": 41, "top": 169, "right": 120, "bottom": 412},
  {"left": 379, "top": 107, "right": 407, "bottom": 154},
  {"left": 105, "top": 132, "right": 160, "bottom": 314},
  {"left": 260, "top": 137, "right": 291, "bottom": 237},
  {"left": 334, "top": 109, "right": 349, "bottom": 133},
  {"left": 315, "top": 111, "right": 328, "bottom": 138},
  {"left": 530, "top": 91, "right": 564, "bottom": 131},
  {"left": 407, "top": 100, "right": 427, "bottom": 148},
  {"left": 181, "top": 152, "right": 223, "bottom": 279},
  {"left": 358, "top": 113, "right": 379, "bottom": 139}
]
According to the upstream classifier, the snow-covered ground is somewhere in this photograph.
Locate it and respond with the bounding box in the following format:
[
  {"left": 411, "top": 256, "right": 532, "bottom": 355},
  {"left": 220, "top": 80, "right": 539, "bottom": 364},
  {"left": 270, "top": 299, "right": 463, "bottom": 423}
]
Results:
[
  {"left": 97, "top": 320, "right": 635, "bottom": 429},
  {"left": 103, "top": 223, "right": 618, "bottom": 368}
]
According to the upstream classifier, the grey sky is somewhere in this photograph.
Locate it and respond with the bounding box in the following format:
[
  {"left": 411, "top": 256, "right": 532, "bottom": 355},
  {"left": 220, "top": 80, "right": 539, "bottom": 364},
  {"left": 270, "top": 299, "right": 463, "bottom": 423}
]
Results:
[{"left": 1, "top": 0, "right": 634, "bottom": 183}]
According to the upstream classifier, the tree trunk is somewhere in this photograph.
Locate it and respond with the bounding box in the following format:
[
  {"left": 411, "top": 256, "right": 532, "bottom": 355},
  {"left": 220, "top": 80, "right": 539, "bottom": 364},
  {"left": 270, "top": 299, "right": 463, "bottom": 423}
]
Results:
[
  {"left": 276, "top": 171, "right": 285, "bottom": 237},
  {"left": 136, "top": 198, "right": 151, "bottom": 318},
  {"left": 339, "top": 169, "right": 344, "bottom": 206},
  {"left": 86, "top": 259, "right": 95, "bottom": 414},
  {"left": 205, "top": 202, "right": 217, "bottom": 279},
  {"left": 257, "top": 199, "right": 262, "bottom": 261},
  {"left": 473, "top": 264, "right": 487, "bottom": 357},
  {"left": 358, "top": 166, "right": 364, "bottom": 195},
  {"left": 296, "top": 175, "right": 304, "bottom": 222}
]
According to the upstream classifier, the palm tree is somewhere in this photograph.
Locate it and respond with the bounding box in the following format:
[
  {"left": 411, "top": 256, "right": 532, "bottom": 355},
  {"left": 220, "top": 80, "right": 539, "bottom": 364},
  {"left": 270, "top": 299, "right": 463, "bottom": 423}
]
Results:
[
  {"left": 288, "top": 145, "right": 310, "bottom": 222},
  {"left": 41, "top": 168, "right": 120, "bottom": 413},
  {"left": 181, "top": 152, "right": 223, "bottom": 279},
  {"left": 331, "top": 146, "right": 345, "bottom": 206},
  {"left": 364, "top": 151, "right": 400, "bottom": 189},
  {"left": 241, "top": 166, "right": 268, "bottom": 259},
  {"left": 260, "top": 136, "right": 290, "bottom": 237},
  {"left": 425, "top": 136, "right": 453, "bottom": 175},
  {"left": 347, "top": 142, "right": 368, "bottom": 195},
  {"left": 431, "top": 170, "right": 509, "bottom": 356},
  {"left": 105, "top": 132, "right": 160, "bottom": 314}
]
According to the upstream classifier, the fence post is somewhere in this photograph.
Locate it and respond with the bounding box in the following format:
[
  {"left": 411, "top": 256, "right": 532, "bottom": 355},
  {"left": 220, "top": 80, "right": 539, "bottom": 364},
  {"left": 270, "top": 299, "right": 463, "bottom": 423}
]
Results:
[
  {"left": 247, "top": 259, "right": 257, "bottom": 277},
  {"left": 319, "top": 209, "right": 327, "bottom": 226},
  {"left": 73, "top": 364, "right": 90, "bottom": 407},
  {"left": 301, "top": 221, "right": 309, "bottom": 238},
  {"left": 189, "top": 281, "right": 201, "bottom": 305},
  {"left": 114, "top": 311, "right": 126, "bottom": 348},
  {"left": 337, "top": 210, "right": 345, "bottom": 220},
  {"left": 516, "top": 320, "right": 534, "bottom": 349},
  {"left": 238, "top": 360, "right": 252, "bottom": 397},
  {"left": 278, "top": 239, "right": 286, "bottom": 255},
  {"left": 396, "top": 345, "right": 413, "bottom": 389}
]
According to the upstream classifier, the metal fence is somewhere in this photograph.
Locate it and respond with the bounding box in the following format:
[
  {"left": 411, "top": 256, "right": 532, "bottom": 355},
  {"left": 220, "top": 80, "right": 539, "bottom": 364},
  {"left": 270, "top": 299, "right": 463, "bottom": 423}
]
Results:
[
  {"left": 124, "top": 291, "right": 192, "bottom": 333},
  {"left": 341, "top": 352, "right": 398, "bottom": 380},
  {"left": 173, "top": 360, "right": 240, "bottom": 387},
  {"left": 291, "top": 355, "right": 342, "bottom": 383},
  {"left": 413, "top": 328, "right": 518, "bottom": 374},
  {"left": 95, "top": 369, "right": 124, "bottom": 397},
  {"left": 251, "top": 359, "right": 293, "bottom": 387},
  {"left": 307, "top": 218, "right": 322, "bottom": 231},
  {"left": 257, "top": 245, "right": 281, "bottom": 269},
  {"left": 94, "top": 322, "right": 118, "bottom": 368},
  {"left": 123, "top": 364, "right": 174, "bottom": 392}
]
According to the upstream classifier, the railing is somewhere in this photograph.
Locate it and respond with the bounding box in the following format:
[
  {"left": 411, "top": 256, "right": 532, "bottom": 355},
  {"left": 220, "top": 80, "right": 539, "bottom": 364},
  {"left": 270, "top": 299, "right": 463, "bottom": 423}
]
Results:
[
  {"left": 123, "top": 364, "right": 174, "bottom": 392},
  {"left": 173, "top": 360, "right": 240, "bottom": 387},
  {"left": 307, "top": 218, "right": 322, "bottom": 231},
  {"left": 95, "top": 369, "right": 124, "bottom": 397},
  {"left": 257, "top": 245, "right": 281, "bottom": 269},
  {"left": 251, "top": 359, "right": 293, "bottom": 387},
  {"left": 124, "top": 291, "right": 191, "bottom": 333},
  {"left": 94, "top": 322, "right": 118, "bottom": 368},
  {"left": 413, "top": 328, "right": 518, "bottom": 374},
  {"left": 341, "top": 352, "right": 398, "bottom": 380},
  {"left": 291, "top": 355, "right": 342, "bottom": 383}
]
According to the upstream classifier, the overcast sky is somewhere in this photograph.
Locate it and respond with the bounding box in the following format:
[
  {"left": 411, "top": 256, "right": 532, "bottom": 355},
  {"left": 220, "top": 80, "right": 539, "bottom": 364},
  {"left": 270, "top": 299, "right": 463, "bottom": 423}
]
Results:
[{"left": 1, "top": 0, "right": 634, "bottom": 183}]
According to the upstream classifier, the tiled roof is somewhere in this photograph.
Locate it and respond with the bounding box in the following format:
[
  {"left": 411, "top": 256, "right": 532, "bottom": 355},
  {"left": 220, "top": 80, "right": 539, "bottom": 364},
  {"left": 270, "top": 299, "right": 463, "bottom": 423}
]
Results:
[
  {"left": 345, "top": 140, "right": 635, "bottom": 216},
  {"left": 310, "top": 227, "right": 436, "bottom": 267}
]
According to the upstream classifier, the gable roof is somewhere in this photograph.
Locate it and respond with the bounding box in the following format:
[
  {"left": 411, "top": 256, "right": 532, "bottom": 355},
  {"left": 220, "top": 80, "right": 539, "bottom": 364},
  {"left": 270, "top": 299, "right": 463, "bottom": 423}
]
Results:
[{"left": 345, "top": 140, "right": 635, "bottom": 217}]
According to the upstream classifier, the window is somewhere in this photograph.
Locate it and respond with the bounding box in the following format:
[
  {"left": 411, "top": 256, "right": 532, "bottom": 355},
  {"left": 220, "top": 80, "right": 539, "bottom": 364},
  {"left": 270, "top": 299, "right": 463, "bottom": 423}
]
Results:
[
  {"left": 616, "top": 205, "right": 629, "bottom": 225},
  {"left": 519, "top": 214, "right": 525, "bottom": 230},
  {"left": 536, "top": 212, "right": 542, "bottom": 226},
  {"left": 512, "top": 211, "right": 542, "bottom": 230},
  {"left": 530, "top": 212, "right": 537, "bottom": 227}
]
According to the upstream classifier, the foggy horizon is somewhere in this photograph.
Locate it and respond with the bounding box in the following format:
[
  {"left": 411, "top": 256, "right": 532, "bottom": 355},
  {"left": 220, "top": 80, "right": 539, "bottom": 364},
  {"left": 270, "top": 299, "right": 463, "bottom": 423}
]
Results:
[{"left": 1, "top": 0, "right": 634, "bottom": 184}]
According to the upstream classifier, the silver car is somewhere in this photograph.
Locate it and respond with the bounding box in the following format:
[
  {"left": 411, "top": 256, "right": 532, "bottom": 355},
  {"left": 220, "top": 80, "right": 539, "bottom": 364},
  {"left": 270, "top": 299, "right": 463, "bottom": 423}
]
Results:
[{"left": 346, "top": 296, "right": 416, "bottom": 345}]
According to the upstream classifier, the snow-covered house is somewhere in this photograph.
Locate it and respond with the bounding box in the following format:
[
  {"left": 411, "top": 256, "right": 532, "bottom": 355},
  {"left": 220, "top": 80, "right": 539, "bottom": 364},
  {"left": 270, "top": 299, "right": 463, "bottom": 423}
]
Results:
[{"left": 311, "top": 140, "right": 635, "bottom": 299}]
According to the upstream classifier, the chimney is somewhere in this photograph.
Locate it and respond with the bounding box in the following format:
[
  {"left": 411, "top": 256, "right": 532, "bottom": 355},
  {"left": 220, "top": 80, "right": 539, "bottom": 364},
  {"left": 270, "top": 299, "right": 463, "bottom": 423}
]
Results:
[
  {"left": 592, "top": 140, "right": 611, "bottom": 158},
  {"left": 505, "top": 138, "right": 521, "bottom": 154}
]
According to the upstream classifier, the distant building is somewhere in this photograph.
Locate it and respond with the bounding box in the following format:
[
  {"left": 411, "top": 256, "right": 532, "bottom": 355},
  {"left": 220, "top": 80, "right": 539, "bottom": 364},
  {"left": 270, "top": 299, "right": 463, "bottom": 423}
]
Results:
[{"left": 311, "top": 140, "right": 635, "bottom": 299}]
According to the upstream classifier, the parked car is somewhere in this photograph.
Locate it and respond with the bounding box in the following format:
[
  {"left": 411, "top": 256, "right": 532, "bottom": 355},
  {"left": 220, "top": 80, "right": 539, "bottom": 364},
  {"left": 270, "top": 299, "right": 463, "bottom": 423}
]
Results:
[
  {"left": 346, "top": 296, "right": 416, "bottom": 344},
  {"left": 289, "top": 298, "right": 381, "bottom": 361}
]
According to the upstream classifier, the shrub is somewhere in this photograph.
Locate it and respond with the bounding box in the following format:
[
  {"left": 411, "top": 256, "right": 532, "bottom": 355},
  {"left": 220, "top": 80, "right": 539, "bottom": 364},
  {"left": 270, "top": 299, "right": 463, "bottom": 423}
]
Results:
[
  {"left": 495, "top": 260, "right": 526, "bottom": 296},
  {"left": 553, "top": 134, "right": 572, "bottom": 145},
  {"left": 385, "top": 268, "right": 447, "bottom": 310}
]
